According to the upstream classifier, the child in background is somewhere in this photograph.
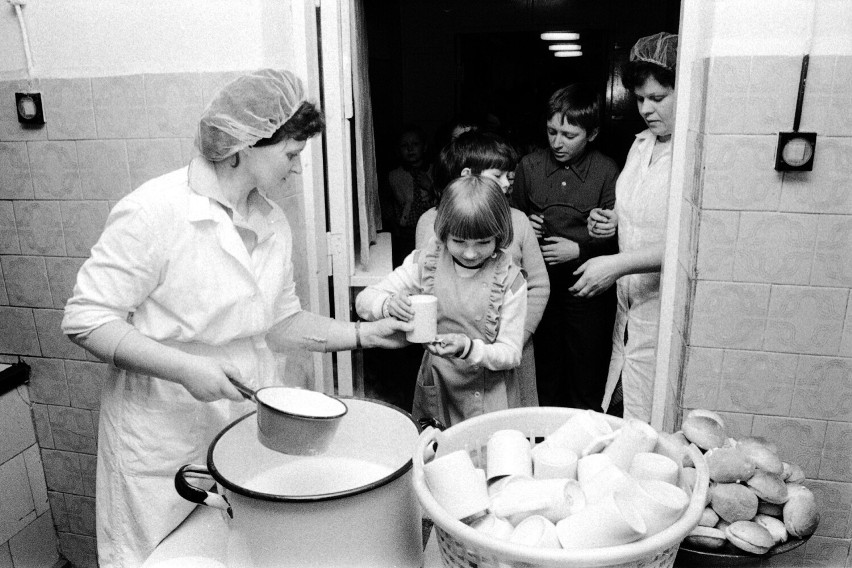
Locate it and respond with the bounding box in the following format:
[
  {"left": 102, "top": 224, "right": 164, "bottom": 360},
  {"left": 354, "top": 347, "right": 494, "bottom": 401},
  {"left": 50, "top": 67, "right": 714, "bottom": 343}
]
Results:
[
  {"left": 357, "top": 176, "right": 528, "bottom": 426},
  {"left": 387, "top": 124, "right": 437, "bottom": 266},
  {"left": 416, "top": 130, "right": 549, "bottom": 407},
  {"left": 511, "top": 83, "right": 620, "bottom": 412}
]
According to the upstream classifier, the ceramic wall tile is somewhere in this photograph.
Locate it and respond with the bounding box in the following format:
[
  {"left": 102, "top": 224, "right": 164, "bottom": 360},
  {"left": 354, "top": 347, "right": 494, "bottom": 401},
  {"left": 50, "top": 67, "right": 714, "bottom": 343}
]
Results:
[
  {"left": 14, "top": 201, "right": 65, "bottom": 256},
  {"left": 716, "top": 411, "right": 754, "bottom": 441},
  {"left": 1, "top": 255, "right": 52, "bottom": 308},
  {"left": 682, "top": 347, "right": 723, "bottom": 409},
  {"left": 0, "top": 454, "right": 35, "bottom": 543},
  {"left": 820, "top": 422, "right": 852, "bottom": 483},
  {"left": 48, "top": 491, "right": 69, "bottom": 532},
  {"left": 9, "top": 513, "right": 59, "bottom": 568},
  {"left": 842, "top": 304, "right": 852, "bottom": 358},
  {"left": 717, "top": 350, "right": 797, "bottom": 416},
  {"left": 64, "top": 494, "right": 96, "bottom": 537},
  {"left": 58, "top": 533, "right": 97, "bottom": 568},
  {"left": 801, "top": 56, "right": 852, "bottom": 136},
  {"left": 45, "top": 256, "right": 85, "bottom": 309},
  {"left": 676, "top": 199, "right": 698, "bottom": 280},
  {"left": 0, "top": 266, "right": 6, "bottom": 306},
  {"left": 33, "top": 308, "right": 88, "bottom": 360},
  {"left": 31, "top": 403, "right": 54, "bottom": 449},
  {"left": 780, "top": 137, "right": 852, "bottom": 215},
  {"left": 77, "top": 139, "right": 132, "bottom": 200},
  {"left": 65, "top": 360, "right": 106, "bottom": 411},
  {"left": 751, "top": 415, "right": 827, "bottom": 478},
  {"left": 42, "top": 78, "right": 97, "bottom": 141},
  {"left": 26, "top": 358, "right": 69, "bottom": 406},
  {"left": 792, "top": 356, "right": 852, "bottom": 422},
  {"left": 812, "top": 215, "right": 852, "bottom": 287},
  {"left": 199, "top": 71, "right": 246, "bottom": 107},
  {"left": 79, "top": 453, "right": 96, "bottom": 497},
  {"left": 733, "top": 212, "right": 818, "bottom": 285},
  {"left": 0, "top": 201, "right": 20, "bottom": 254},
  {"left": 0, "top": 388, "right": 36, "bottom": 464},
  {"left": 22, "top": 445, "right": 49, "bottom": 515},
  {"left": 701, "top": 135, "right": 782, "bottom": 211},
  {"left": 145, "top": 73, "right": 204, "bottom": 138},
  {"left": 801, "top": 535, "right": 851, "bottom": 567},
  {"left": 0, "top": 307, "right": 40, "bottom": 356},
  {"left": 47, "top": 406, "right": 96, "bottom": 454},
  {"left": 695, "top": 209, "right": 739, "bottom": 281},
  {"left": 27, "top": 141, "right": 82, "bottom": 200},
  {"left": 0, "top": 81, "right": 48, "bottom": 142},
  {"left": 765, "top": 285, "right": 847, "bottom": 355},
  {"left": 690, "top": 281, "right": 770, "bottom": 349},
  {"left": 0, "top": 543, "right": 10, "bottom": 568},
  {"left": 60, "top": 201, "right": 109, "bottom": 257},
  {"left": 91, "top": 75, "right": 149, "bottom": 139},
  {"left": 704, "top": 57, "right": 750, "bottom": 134},
  {"left": 807, "top": 480, "right": 852, "bottom": 538},
  {"left": 179, "top": 137, "right": 199, "bottom": 164},
  {"left": 40, "top": 449, "right": 83, "bottom": 494},
  {"left": 688, "top": 59, "right": 709, "bottom": 133},
  {"left": 671, "top": 264, "right": 692, "bottom": 337},
  {"left": 0, "top": 142, "right": 34, "bottom": 199},
  {"left": 125, "top": 138, "right": 183, "bottom": 190}
]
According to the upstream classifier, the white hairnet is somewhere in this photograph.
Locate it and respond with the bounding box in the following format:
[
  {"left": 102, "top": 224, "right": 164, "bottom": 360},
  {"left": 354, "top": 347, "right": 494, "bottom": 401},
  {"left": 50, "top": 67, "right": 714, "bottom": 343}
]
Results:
[
  {"left": 630, "top": 32, "right": 678, "bottom": 70},
  {"left": 196, "top": 69, "right": 307, "bottom": 161}
]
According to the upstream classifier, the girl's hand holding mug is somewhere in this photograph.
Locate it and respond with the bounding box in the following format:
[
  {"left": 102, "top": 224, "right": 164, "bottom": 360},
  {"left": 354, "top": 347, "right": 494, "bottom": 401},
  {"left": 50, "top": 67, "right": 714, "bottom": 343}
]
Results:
[
  {"left": 588, "top": 208, "right": 617, "bottom": 238},
  {"left": 427, "top": 333, "right": 471, "bottom": 359},
  {"left": 383, "top": 291, "right": 414, "bottom": 321}
]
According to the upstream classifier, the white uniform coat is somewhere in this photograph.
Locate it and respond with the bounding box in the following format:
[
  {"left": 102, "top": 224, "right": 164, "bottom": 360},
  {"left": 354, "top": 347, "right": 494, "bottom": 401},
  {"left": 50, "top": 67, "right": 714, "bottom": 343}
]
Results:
[
  {"left": 62, "top": 158, "right": 302, "bottom": 568},
  {"left": 603, "top": 130, "right": 672, "bottom": 422}
]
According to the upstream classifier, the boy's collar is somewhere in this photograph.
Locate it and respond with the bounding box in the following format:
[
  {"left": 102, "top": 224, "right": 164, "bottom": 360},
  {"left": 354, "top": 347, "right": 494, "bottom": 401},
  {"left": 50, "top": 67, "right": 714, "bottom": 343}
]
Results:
[{"left": 545, "top": 147, "right": 592, "bottom": 182}]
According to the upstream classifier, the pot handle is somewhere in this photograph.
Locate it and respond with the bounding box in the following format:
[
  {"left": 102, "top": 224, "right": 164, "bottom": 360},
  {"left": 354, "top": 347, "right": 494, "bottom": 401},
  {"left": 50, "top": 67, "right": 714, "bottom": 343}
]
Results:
[
  {"left": 227, "top": 377, "right": 256, "bottom": 401},
  {"left": 175, "top": 464, "right": 233, "bottom": 519}
]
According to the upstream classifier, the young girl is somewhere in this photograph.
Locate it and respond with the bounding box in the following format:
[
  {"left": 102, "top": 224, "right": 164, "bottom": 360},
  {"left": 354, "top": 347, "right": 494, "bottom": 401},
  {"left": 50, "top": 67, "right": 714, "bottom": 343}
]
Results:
[
  {"left": 415, "top": 130, "right": 549, "bottom": 408},
  {"left": 357, "top": 175, "right": 528, "bottom": 426}
]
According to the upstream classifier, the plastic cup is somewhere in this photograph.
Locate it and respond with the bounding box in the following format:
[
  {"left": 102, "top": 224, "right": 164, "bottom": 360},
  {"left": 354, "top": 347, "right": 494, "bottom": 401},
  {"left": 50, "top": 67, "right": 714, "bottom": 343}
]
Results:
[
  {"left": 486, "top": 430, "right": 532, "bottom": 481},
  {"left": 556, "top": 490, "right": 647, "bottom": 549},
  {"left": 406, "top": 294, "right": 438, "bottom": 343},
  {"left": 423, "top": 450, "right": 489, "bottom": 520}
]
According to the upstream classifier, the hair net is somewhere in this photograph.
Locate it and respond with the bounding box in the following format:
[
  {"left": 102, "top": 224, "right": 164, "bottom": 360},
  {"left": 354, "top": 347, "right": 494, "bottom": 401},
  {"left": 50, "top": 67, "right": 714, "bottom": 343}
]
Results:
[
  {"left": 630, "top": 32, "right": 679, "bottom": 70},
  {"left": 196, "top": 69, "right": 307, "bottom": 161}
]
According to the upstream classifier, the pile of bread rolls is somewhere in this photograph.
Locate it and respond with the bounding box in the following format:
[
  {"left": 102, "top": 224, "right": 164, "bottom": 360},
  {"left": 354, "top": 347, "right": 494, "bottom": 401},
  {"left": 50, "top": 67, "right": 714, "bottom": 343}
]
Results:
[{"left": 671, "top": 409, "right": 820, "bottom": 555}]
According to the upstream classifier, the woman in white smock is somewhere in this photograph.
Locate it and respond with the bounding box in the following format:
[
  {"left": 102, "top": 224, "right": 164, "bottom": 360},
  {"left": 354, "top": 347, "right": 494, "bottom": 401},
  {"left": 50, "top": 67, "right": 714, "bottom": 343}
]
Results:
[
  {"left": 61, "top": 70, "right": 411, "bottom": 568},
  {"left": 569, "top": 32, "right": 678, "bottom": 422}
]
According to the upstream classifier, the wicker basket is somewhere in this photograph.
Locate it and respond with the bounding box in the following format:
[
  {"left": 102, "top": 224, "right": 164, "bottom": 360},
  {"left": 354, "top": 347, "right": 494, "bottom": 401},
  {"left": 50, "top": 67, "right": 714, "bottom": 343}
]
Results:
[{"left": 413, "top": 407, "right": 710, "bottom": 568}]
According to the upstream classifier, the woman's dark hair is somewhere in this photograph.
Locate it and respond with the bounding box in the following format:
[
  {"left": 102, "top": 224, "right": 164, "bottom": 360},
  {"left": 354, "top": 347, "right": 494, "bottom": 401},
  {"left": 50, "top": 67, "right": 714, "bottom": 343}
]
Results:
[
  {"left": 546, "top": 84, "right": 600, "bottom": 134},
  {"left": 621, "top": 61, "right": 676, "bottom": 92},
  {"left": 434, "top": 130, "right": 518, "bottom": 194},
  {"left": 254, "top": 101, "right": 325, "bottom": 147}
]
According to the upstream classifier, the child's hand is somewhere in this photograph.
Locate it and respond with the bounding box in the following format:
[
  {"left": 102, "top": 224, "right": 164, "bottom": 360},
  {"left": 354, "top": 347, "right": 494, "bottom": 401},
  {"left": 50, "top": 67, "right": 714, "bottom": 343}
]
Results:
[
  {"left": 384, "top": 292, "right": 414, "bottom": 321},
  {"left": 588, "top": 208, "right": 617, "bottom": 238},
  {"left": 540, "top": 236, "right": 580, "bottom": 265},
  {"left": 528, "top": 214, "right": 545, "bottom": 239},
  {"left": 426, "top": 333, "right": 470, "bottom": 359}
]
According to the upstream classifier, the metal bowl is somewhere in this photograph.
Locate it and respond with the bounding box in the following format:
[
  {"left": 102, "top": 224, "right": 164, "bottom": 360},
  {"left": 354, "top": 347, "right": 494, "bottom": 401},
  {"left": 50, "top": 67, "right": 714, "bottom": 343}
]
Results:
[{"left": 675, "top": 535, "right": 810, "bottom": 567}]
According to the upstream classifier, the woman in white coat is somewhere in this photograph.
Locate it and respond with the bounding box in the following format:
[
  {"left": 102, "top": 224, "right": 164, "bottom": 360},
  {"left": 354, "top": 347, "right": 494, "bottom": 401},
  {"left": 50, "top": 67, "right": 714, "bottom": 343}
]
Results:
[
  {"left": 568, "top": 32, "right": 678, "bottom": 422},
  {"left": 61, "top": 69, "right": 411, "bottom": 568}
]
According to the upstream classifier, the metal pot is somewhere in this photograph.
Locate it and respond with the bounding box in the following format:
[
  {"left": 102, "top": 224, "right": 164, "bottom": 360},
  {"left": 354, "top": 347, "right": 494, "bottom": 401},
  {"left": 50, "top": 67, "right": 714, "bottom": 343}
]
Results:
[{"left": 175, "top": 397, "right": 423, "bottom": 567}]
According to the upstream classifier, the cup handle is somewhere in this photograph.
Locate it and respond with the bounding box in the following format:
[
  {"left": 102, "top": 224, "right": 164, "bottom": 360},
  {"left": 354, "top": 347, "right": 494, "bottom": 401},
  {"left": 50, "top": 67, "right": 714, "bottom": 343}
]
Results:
[
  {"left": 227, "top": 377, "right": 256, "bottom": 401},
  {"left": 175, "top": 464, "right": 233, "bottom": 518}
]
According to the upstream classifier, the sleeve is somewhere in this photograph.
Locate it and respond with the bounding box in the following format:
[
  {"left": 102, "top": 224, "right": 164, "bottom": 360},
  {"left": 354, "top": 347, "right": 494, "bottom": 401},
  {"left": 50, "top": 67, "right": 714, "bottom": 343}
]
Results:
[
  {"left": 510, "top": 158, "right": 531, "bottom": 214},
  {"left": 414, "top": 208, "right": 436, "bottom": 251},
  {"left": 577, "top": 160, "right": 620, "bottom": 263},
  {"left": 354, "top": 251, "right": 423, "bottom": 320},
  {"left": 466, "top": 272, "right": 526, "bottom": 370},
  {"left": 62, "top": 197, "right": 165, "bottom": 339},
  {"left": 516, "top": 217, "right": 550, "bottom": 335}
]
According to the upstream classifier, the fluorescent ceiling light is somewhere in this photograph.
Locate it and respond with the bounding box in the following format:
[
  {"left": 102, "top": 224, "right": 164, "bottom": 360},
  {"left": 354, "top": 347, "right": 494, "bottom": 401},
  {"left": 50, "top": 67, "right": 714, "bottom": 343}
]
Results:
[
  {"left": 540, "top": 32, "right": 580, "bottom": 41},
  {"left": 554, "top": 51, "right": 583, "bottom": 58},
  {"left": 548, "top": 44, "right": 581, "bottom": 51}
]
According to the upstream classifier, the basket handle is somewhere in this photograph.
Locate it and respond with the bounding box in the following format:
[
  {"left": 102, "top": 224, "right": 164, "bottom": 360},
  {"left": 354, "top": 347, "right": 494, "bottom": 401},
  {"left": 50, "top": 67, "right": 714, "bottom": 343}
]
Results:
[{"left": 414, "top": 425, "right": 443, "bottom": 472}]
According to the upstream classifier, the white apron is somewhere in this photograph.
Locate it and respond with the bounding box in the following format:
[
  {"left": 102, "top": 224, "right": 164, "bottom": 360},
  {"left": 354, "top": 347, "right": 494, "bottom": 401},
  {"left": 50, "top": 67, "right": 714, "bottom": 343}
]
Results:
[{"left": 603, "top": 130, "right": 671, "bottom": 422}]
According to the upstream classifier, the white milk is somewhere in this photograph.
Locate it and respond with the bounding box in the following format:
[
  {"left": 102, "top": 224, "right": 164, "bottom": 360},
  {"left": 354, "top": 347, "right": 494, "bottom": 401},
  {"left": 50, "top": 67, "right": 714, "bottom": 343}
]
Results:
[
  {"left": 255, "top": 388, "right": 346, "bottom": 418},
  {"left": 244, "top": 457, "right": 394, "bottom": 496}
]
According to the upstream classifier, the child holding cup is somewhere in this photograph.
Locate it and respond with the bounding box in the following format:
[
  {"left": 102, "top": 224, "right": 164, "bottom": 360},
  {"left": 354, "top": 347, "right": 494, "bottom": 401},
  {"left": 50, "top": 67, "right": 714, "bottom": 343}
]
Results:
[{"left": 356, "top": 175, "right": 528, "bottom": 426}]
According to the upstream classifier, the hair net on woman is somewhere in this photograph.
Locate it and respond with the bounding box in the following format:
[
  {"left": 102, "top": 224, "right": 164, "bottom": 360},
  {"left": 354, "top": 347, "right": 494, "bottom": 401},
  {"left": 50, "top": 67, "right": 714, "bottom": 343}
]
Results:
[
  {"left": 196, "top": 69, "right": 307, "bottom": 161},
  {"left": 630, "top": 32, "right": 678, "bottom": 70}
]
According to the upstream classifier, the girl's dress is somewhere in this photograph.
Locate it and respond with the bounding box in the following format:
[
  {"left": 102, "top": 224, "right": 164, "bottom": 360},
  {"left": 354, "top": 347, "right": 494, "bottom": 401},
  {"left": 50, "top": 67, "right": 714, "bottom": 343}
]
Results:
[{"left": 356, "top": 238, "right": 527, "bottom": 426}]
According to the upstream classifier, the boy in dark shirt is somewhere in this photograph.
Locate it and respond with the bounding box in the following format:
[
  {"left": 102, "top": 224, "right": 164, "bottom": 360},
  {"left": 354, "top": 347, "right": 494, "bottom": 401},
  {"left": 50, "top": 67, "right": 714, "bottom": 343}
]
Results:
[{"left": 511, "top": 84, "right": 620, "bottom": 411}]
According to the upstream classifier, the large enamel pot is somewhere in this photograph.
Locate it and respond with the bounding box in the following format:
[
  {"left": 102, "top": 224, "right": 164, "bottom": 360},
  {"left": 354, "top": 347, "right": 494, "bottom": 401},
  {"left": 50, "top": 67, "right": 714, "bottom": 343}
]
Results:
[{"left": 175, "top": 397, "right": 423, "bottom": 568}]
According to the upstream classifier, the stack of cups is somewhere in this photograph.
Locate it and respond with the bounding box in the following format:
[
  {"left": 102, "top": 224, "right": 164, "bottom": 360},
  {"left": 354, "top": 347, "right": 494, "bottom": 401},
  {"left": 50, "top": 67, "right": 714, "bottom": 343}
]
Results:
[{"left": 423, "top": 450, "right": 489, "bottom": 521}]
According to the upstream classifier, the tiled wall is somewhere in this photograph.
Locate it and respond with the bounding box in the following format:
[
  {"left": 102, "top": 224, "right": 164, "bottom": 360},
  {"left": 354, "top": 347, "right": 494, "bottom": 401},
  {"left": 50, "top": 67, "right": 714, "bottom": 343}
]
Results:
[
  {"left": 672, "top": 55, "right": 852, "bottom": 567},
  {"left": 0, "top": 71, "right": 316, "bottom": 567}
]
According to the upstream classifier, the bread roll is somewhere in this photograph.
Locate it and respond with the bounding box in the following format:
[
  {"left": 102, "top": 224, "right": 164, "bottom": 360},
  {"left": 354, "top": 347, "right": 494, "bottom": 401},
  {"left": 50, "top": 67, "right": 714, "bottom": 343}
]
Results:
[
  {"left": 757, "top": 500, "right": 784, "bottom": 517},
  {"left": 710, "top": 482, "right": 758, "bottom": 523},
  {"left": 682, "top": 410, "right": 726, "bottom": 451},
  {"left": 746, "top": 470, "right": 788, "bottom": 504},
  {"left": 725, "top": 520, "right": 775, "bottom": 554},
  {"left": 685, "top": 526, "right": 726, "bottom": 550},
  {"left": 783, "top": 485, "right": 819, "bottom": 538},
  {"left": 754, "top": 513, "right": 788, "bottom": 545},
  {"left": 705, "top": 447, "right": 756, "bottom": 483},
  {"left": 736, "top": 437, "right": 783, "bottom": 475},
  {"left": 699, "top": 506, "right": 719, "bottom": 527}
]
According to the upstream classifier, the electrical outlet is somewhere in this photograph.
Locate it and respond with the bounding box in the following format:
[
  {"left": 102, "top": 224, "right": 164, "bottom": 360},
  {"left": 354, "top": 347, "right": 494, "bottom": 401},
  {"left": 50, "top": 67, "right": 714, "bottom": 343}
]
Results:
[{"left": 15, "top": 92, "right": 45, "bottom": 125}]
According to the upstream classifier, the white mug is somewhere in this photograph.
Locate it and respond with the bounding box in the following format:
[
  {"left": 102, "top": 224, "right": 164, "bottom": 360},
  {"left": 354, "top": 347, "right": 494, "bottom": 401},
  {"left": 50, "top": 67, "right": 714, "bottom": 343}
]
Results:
[
  {"left": 423, "top": 450, "right": 489, "bottom": 520},
  {"left": 602, "top": 419, "right": 659, "bottom": 471},
  {"left": 406, "top": 294, "right": 438, "bottom": 343},
  {"left": 509, "top": 515, "right": 561, "bottom": 549},
  {"left": 556, "top": 490, "right": 647, "bottom": 549},
  {"left": 630, "top": 452, "right": 679, "bottom": 485},
  {"left": 532, "top": 442, "right": 578, "bottom": 480},
  {"left": 544, "top": 410, "right": 613, "bottom": 455},
  {"left": 486, "top": 430, "right": 532, "bottom": 481},
  {"left": 625, "top": 479, "right": 689, "bottom": 537}
]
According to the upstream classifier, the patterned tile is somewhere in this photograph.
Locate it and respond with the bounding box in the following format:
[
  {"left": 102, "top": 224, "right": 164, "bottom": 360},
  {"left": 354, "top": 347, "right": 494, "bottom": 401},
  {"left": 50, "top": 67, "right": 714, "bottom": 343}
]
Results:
[
  {"left": 812, "top": 215, "right": 852, "bottom": 287},
  {"left": 40, "top": 449, "right": 83, "bottom": 494},
  {"left": 807, "top": 480, "right": 852, "bottom": 538},
  {"left": 695, "top": 209, "right": 739, "bottom": 281},
  {"left": 14, "top": 200, "right": 65, "bottom": 256},
  {"left": 701, "top": 135, "right": 783, "bottom": 211},
  {"left": 33, "top": 309, "right": 88, "bottom": 360},
  {"left": 22, "top": 445, "right": 49, "bottom": 515},
  {"left": 91, "top": 75, "right": 148, "bottom": 139},
  {"left": 780, "top": 137, "right": 852, "bottom": 215},
  {"left": 0, "top": 255, "right": 52, "bottom": 308},
  {"left": 0, "top": 455, "right": 35, "bottom": 539},
  {"left": 31, "top": 403, "right": 54, "bottom": 449},
  {"left": 79, "top": 453, "right": 96, "bottom": 497},
  {"left": 65, "top": 360, "right": 106, "bottom": 410},
  {"left": 792, "top": 357, "right": 852, "bottom": 422},
  {"left": 820, "top": 421, "right": 852, "bottom": 483},
  {"left": 0, "top": 306, "right": 40, "bottom": 355},
  {"left": 682, "top": 346, "right": 723, "bottom": 409},
  {"left": 76, "top": 139, "right": 132, "bottom": 200},
  {"left": 718, "top": 350, "right": 797, "bottom": 415},
  {"left": 145, "top": 73, "right": 204, "bottom": 138},
  {"left": 801, "top": 535, "right": 850, "bottom": 567},
  {"left": 47, "top": 491, "right": 69, "bottom": 532},
  {"left": 0, "top": 201, "right": 20, "bottom": 254},
  {"left": 125, "top": 138, "right": 183, "bottom": 190},
  {"left": 44, "top": 256, "right": 85, "bottom": 309},
  {"left": 8, "top": 512, "right": 59, "bottom": 568},
  {"left": 751, "top": 415, "right": 827, "bottom": 478},
  {"left": 0, "top": 142, "right": 34, "bottom": 199},
  {"left": 47, "top": 405, "right": 96, "bottom": 454},
  {"left": 0, "top": 80, "right": 48, "bottom": 142},
  {"left": 179, "top": 137, "right": 200, "bottom": 164},
  {"left": 716, "top": 411, "right": 754, "bottom": 441},
  {"left": 0, "top": 388, "right": 37, "bottom": 463},
  {"left": 842, "top": 302, "right": 852, "bottom": 357},
  {"left": 691, "top": 281, "right": 770, "bottom": 349},
  {"left": 64, "top": 494, "right": 96, "bottom": 537},
  {"left": 42, "top": 78, "right": 97, "bottom": 140},
  {"left": 27, "top": 358, "right": 69, "bottom": 406},
  {"left": 59, "top": 201, "right": 110, "bottom": 257},
  {"left": 801, "top": 55, "right": 852, "bottom": 136},
  {"left": 57, "top": 533, "right": 97, "bottom": 568},
  {"left": 733, "top": 213, "right": 817, "bottom": 285},
  {"left": 27, "top": 141, "right": 82, "bottom": 200},
  {"left": 765, "top": 285, "right": 847, "bottom": 355}
]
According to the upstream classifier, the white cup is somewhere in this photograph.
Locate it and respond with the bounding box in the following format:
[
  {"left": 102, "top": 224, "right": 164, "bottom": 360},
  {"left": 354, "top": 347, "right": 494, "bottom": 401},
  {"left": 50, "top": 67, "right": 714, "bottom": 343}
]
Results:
[
  {"left": 424, "top": 450, "right": 489, "bottom": 520},
  {"left": 489, "top": 478, "right": 586, "bottom": 525},
  {"left": 556, "top": 490, "right": 647, "bottom": 549},
  {"left": 577, "top": 453, "right": 615, "bottom": 482},
  {"left": 625, "top": 479, "right": 689, "bottom": 537},
  {"left": 579, "top": 461, "right": 637, "bottom": 504},
  {"left": 509, "top": 515, "right": 561, "bottom": 549},
  {"left": 486, "top": 430, "right": 532, "bottom": 481},
  {"left": 602, "top": 419, "right": 659, "bottom": 471},
  {"left": 544, "top": 410, "right": 613, "bottom": 455},
  {"left": 532, "top": 442, "right": 578, "bottom": 480},
  {"left": 630, "top": 452, "right": 679, "bottom": 485},
  {"left": 406, "top": 294, "right": 438, "bottom": 343},
  {"left": 470, "top": 514, "right": 514, "bottom": 541}
]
